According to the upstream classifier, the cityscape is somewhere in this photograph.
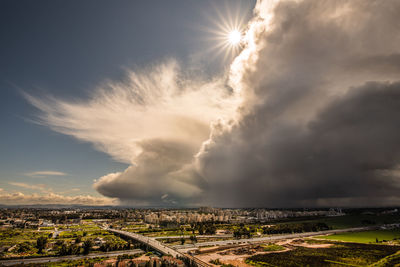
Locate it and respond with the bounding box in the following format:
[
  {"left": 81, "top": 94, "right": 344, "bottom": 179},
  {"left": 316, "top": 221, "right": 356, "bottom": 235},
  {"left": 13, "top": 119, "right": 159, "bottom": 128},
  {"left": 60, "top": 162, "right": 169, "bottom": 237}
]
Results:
[
  {"left": 1, "top": 0, "right": 400, "bottom": 266},
  {"left": 0, "top": 206, "right": 399, "bottom": 266}
]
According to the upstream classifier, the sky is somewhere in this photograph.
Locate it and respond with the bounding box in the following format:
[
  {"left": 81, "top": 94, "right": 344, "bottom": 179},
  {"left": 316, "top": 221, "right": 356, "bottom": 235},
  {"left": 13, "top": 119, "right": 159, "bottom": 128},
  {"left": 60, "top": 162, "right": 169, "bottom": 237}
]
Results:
[{"left": 1, "top": 0, "right": 400, "bottom": 207}]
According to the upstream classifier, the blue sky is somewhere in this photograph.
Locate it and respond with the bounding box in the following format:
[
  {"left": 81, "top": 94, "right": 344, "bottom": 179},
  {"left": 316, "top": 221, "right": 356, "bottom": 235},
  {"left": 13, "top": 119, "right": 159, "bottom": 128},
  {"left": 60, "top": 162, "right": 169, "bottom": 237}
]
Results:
[{"left": 0, "top": 0, "right": 254, "bottom": 204}]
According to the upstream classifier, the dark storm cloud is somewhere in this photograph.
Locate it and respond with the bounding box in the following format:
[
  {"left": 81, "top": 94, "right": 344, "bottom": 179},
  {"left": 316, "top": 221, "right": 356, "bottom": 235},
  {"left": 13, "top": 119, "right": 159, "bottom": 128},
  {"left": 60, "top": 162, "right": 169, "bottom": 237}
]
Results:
[
  {"left": 199, "top": 82, "right": 400, "bottom": 207},
  {"left": 347, "top": 54, "right": 400, "bottom": 75},
  {"left": 197, "top": 0, "right": 400, "bottom": 207}
]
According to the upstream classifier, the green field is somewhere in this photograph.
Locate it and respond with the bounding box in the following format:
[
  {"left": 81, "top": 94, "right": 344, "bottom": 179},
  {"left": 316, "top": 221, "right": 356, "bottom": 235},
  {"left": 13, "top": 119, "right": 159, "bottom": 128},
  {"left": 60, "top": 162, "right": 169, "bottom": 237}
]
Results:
[
  {"left": 246, "top": 242, "right": 399, "bottom": 267},
  {"left": 0, "top": 229, "right": 52, "bottom": 246},
  {"left": 260, "top": 243, "right": 285, "bottom": 252},
  {"left": 316, "top": 229, "right": 400, "bottom": 243}
]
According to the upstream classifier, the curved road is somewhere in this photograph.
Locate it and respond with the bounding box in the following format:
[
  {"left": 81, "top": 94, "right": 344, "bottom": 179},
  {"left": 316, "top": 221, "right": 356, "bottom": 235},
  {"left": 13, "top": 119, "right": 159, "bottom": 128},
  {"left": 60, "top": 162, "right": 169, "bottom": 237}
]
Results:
[
  {"left": 172, "top": 226, "right": 378, "bottom": 252},
  {"left": 0, "top": 249, "right": 144, "bottom": 266},
  {"left": 108, "top": 228, "right": 182, "bottom": 258},
  {"left": 107, "top": 228, "right": 211, "bottom": 267},
  {"left": 154, "top": 234, "right": 232, "bottom": 240}
]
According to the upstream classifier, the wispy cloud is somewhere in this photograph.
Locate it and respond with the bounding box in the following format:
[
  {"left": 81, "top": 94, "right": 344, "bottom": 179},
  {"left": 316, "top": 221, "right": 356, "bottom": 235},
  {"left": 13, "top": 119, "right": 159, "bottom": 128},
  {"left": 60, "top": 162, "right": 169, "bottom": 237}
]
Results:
[
  {"left": 60, "top": 188, "right": 81, "bottom": 194},
  {"left": 26, "top": 60, "right": 239, "bottom": 206},
  {"left": 25, "top": 61, "right": 238, "bottom": 164},
  {"left": 9, "top": 182, "right": 51, "bottom": 193},
  {"left": 24, "top": 170, "right": 67, "bottom": 178}
]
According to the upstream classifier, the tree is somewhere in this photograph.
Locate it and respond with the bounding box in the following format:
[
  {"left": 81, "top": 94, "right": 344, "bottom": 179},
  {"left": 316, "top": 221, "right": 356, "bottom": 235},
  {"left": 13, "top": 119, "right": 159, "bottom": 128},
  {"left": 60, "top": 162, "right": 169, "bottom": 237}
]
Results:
[
  {"left": 58, "top": 243, "right": 68, "bottom": 256},
  {"left": 17, "top": 242, "right": 32, "bottom": 253},
  {"left": 69, "top": 244, "right": 80, "bottom": 255},
  {"left": 198, "top": 224, "right": 204, "bottom": 235},
  {"left": 233, "top": 230, "right": 241, "bottom": 239},
  {"left": 243, "top": 228, "right": 251, "bottom": 238},
  {"left": 190, "top": 235, "right": 197, "bottom": 244},
  {"left": 180, "top": 237, "right": 185, "bottom": 245},
  {"left": 36, "top": 236, "right": 47, "bottom": 254},
  {"left": 205, "top": 224, "right": 216, "bottom": 235},
  {"left": 75, "top": 236, "right": 82, "bottom": 244},
  {"left": 83, "top": 240, "right": 93, "bottom": 255}
]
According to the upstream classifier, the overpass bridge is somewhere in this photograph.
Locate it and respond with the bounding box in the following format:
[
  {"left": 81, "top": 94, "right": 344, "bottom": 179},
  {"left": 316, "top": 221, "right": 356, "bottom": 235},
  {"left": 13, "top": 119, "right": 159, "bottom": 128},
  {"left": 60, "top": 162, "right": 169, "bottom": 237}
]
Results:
[
  {"left": 106, "top": 228, "right": 211, "bottom": 267},
  {"left": 108, "top": 228, "right": 181, "bottom": 257}
]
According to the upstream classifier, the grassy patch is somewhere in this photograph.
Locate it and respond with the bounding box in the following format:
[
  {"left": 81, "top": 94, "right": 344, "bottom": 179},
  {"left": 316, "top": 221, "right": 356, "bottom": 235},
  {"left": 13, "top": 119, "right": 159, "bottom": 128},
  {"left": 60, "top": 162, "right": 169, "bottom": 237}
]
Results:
[
  {"left": 304, "top": 238, "right": 331, "bottom": 245},
  {"left": 260, "top": 243, "right": 285, "bottom": 252},
  {"left": 316, "top": 229, "right": 400, "bottom": 243}
]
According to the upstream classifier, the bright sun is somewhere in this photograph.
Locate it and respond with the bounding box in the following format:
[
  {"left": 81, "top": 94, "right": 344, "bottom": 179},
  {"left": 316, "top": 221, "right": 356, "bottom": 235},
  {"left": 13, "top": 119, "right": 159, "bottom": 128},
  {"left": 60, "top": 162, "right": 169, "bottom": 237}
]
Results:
[
  {"left": 203, "top": 2, "right": 248, "bottom": 61},
  {"left": 228, "top": 30, "right": 241, "bottom": 45}
]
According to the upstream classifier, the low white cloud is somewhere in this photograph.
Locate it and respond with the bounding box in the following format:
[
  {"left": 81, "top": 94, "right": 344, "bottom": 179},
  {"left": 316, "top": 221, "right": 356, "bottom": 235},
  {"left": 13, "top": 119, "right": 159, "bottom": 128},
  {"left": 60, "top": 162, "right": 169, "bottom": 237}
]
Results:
[
  {"left": 0, "top": 192, "right": 116, "bottom": 206},
  {"left": 9, "top": 182, "right": 51, "bottom": 193}
]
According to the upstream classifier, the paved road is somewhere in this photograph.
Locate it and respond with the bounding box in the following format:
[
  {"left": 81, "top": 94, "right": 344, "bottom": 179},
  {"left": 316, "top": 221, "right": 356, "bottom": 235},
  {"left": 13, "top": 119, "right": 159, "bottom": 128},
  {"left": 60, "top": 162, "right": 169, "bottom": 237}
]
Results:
[
  {"left": 107, "top": 228, "right": 211, "bottom": 267},
  {"left": 154, "top": 234, "right": 232, "bottom": 240},
  {"left": 0, "top": 249, "right": 144, "bottom": 266},
  {"left": 108, "top": 229, "right": 182, "bottom": 258},
  {"left": 173, "top": 226, "right": 377, "bottom": 252}
]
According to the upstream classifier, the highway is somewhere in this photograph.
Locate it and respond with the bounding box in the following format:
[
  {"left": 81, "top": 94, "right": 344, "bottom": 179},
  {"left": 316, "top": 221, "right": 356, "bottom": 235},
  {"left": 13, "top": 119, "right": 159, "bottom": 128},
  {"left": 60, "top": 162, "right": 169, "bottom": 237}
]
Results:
[
  {"left": 154, "top": 234, "right": 232, "bottom": 240},
  {"left": 0, "top": 249, "right": 144, "bottom": 266},
  {"left": 108, "top": 228, "right": 182, "bottom": 258},
  {"left": 172, "top": 226, "right": 377, "bottom": 252},
  {"left": 107, "top": 228, "right": 211, "bottom": 267}
]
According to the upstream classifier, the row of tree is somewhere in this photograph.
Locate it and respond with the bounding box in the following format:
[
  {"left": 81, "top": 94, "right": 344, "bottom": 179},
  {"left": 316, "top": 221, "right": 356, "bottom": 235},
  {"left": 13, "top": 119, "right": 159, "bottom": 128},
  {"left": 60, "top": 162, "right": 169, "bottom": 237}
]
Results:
[
  {"left": 233, "top": 227, "right": 252, "bottom": 239},
  {"left": 57, "top": 240, "right": 93, "bottom": 255},
  {"left": 99, "top": 241, "right": 136, "bottom": 252},
  {"left": 191, "top": 223, "right": 217, "bottom": 235},
  {"left": 262, "top": 222, "right": 330, "bottom": 235}
]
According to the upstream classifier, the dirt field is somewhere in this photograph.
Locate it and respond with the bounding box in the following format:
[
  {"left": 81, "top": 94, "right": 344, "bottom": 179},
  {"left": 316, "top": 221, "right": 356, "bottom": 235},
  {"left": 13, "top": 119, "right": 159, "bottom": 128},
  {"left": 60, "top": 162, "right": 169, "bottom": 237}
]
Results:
[
  {"left": 194, "top": 238, "right": 333, "bottom": 266},
  {"left": 195, "top": 242, "right": 286, "bottom": 266}
]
